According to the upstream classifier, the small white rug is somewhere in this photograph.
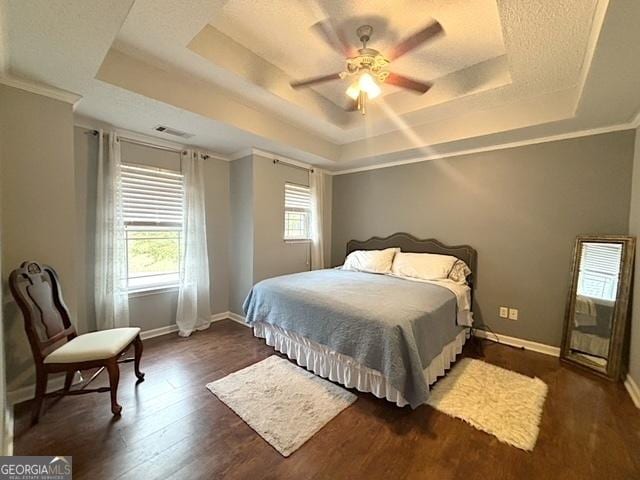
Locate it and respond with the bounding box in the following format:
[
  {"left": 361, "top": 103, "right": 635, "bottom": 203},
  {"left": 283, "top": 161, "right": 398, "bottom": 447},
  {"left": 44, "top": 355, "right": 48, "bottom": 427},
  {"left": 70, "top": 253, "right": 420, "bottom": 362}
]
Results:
[
  {"left": 206, "top": 355, "right": 357, "bottom": 457},
  {"left": 427, "top": 358, "right": 548, "bottom": 451}
]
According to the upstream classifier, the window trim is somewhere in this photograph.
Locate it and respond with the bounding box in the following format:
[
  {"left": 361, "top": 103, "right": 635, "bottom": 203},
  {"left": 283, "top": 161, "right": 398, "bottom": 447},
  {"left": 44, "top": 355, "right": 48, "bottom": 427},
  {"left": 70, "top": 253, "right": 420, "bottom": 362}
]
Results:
[
  {"left": 128, "top": 284, "right": 180, "bottom": 298},
  {"left": 284, "top": 238, "right": 311, "bottom": 244}
]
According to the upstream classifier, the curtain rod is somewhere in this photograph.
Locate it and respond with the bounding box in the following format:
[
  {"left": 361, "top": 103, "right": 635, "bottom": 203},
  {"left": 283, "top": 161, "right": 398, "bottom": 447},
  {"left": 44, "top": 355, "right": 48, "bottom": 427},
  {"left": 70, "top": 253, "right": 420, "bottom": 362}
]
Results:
[
  {"left": 272, "top": 158, "right": 314, "bottom": 173},
  {"left": 83, "top": 129, "right": 211, "bottom": 159}
]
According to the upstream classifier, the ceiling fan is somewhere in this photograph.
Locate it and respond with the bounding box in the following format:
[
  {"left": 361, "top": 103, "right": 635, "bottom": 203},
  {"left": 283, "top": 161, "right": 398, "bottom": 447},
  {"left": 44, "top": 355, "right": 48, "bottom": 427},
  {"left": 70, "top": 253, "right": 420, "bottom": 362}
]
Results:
[{"left": 290, "top": 20, "right": 444, "bottom": 115}]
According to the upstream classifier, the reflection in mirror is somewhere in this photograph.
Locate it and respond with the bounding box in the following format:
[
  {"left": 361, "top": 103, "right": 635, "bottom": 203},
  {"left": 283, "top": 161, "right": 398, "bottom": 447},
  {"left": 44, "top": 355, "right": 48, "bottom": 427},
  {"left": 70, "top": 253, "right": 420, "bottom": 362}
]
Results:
[
  {"left": 561, "top": 235, "right": 635, "bottom": 381},
  {"left": 569, "top": 242, "right": 622, "bottom": 368}
]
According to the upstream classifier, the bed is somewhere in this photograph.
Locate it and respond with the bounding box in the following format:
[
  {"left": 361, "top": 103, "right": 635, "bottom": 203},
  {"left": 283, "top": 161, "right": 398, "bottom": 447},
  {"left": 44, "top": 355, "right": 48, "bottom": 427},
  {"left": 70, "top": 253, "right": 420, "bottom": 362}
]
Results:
[{"left": 243, "top": 233, "right": 477, "bottom": 408}]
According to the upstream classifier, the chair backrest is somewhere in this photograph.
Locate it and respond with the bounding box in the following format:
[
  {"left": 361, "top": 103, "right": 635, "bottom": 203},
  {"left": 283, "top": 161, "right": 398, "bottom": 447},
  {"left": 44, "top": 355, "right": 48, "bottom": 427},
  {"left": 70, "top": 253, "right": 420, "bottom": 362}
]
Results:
[{"left": 9, "top": 261, "right": 77, "bottom": 363}]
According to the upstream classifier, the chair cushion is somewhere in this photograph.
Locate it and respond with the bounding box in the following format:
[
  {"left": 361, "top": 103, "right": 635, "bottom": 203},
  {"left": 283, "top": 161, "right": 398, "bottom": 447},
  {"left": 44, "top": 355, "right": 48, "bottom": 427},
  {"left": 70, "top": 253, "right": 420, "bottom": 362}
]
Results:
[{"left": 44, "top": 327, "right": 141, "bottom": 364}]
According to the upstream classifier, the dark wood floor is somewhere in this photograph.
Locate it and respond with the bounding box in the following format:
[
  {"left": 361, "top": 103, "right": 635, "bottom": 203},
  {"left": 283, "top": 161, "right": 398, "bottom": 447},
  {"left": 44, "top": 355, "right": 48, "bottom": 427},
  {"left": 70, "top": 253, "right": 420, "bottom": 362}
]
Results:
[{"left": 13, "top": 319, "right": 640, "bottom": 480}]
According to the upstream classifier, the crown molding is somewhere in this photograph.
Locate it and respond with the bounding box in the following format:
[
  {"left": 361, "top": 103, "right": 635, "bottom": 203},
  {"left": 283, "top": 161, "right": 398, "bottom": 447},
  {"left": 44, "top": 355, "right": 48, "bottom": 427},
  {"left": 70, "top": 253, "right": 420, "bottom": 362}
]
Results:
[
  {"left": 0, "top": 74, "right": 81, "bottom": 106},
  {"left": 252, "top": 148, "right": 313, "bottom": 170},
  {"left": 329, "top": 120, "right": 639, "bottom": 176},
  {"left": 228, "top": 147, "right": 253, "bottom": 161},
  {"left": 84, "top": 106, "right": 640, "bottom": 177},
  {"left": 229, "top": 147, "right": 313, "bottom": 170},
  {"left": 230, "top": 109, "right": 640, "bottom": 177},
  {"left": 73, "top": 115, "right": 231, "bottom": 162}
]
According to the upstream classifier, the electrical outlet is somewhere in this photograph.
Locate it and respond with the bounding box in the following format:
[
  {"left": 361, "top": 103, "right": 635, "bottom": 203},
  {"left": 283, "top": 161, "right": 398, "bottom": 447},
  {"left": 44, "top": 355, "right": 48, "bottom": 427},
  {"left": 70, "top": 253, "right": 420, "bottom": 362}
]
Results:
[
  {"left": 499, "top": 307, "right": 509, "bottom": 318},
  {"left": 508, "top": 308, "right": 519, "bottom": 321}
]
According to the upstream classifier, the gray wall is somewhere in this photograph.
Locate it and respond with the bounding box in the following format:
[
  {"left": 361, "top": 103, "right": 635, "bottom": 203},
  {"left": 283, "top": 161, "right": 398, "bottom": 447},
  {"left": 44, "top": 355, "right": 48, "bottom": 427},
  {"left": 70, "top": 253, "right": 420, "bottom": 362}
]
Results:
[
  {"left": 628, "top": 127, "right": 640, "bottom": 387},
  {"left": 204, "top": 155, "right": 231, "bottom": 315},
  {"left": 74, "top": 128, "right": 98, "bottom": 332},
  {"left": 1, "top": 85, "right": 78, "bottom": 391},
  {"left": 228, "top": 154, "right": 333, "bottom": 314},
  {"left": 332, "top": 131, "right": 635, "bottom": 347},
  {"left": 229, "top": 156, "right": 254, "bottom": 314},
  {"left": 253, "top": 154, "right": 310, "bottom": 282},
  {"left": 73, "top": 127, "right": 231, "bottom": 333}
]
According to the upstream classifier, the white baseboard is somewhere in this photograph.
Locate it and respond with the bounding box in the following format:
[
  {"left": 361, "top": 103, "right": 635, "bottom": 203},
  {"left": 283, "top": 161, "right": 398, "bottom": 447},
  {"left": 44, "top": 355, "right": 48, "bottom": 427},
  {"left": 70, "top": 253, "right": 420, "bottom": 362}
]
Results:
[
  {"left": 473, "top": 329, "right": 640, "bottom": 408},
  {"left": 7, "top": 376, "right": 68, "bottom": 407},
  {"left": 140, "top": 312, "right": 232, "bottom": 340},
  {"left": 227, "top": 312, "right": 249, "bottom": 327},
  {"left": 6, "top": 313, "right": 234, "bottom": 406},
  {"left": 210, "top": 312, "right": 230, "bottom": 323},
  {"left": 473, "top": 328, "right": 561, "bottom": 357},
  {"left": 625, "top": 374, "right": 640, "bottom": 409},
  {"left": 139, "top": 324, "right": 179, "bottom": 340}
]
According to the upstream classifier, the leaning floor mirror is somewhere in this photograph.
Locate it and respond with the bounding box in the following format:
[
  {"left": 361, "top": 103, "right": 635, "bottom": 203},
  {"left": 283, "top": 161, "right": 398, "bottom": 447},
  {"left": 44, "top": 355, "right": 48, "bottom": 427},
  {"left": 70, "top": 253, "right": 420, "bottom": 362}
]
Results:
[{"left": 561, "top": 235, "right": 635, "bottom": 380}]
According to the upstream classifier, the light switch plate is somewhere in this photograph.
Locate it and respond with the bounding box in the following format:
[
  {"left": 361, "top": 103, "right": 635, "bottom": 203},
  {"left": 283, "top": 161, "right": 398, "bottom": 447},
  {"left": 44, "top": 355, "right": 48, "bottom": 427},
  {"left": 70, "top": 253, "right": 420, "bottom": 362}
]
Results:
[
  {"left": 499, "top": 307, "right": 509, "bottom": 318},
  {"left": 508, "top": 308, "right": 519, "bottom": 321}
]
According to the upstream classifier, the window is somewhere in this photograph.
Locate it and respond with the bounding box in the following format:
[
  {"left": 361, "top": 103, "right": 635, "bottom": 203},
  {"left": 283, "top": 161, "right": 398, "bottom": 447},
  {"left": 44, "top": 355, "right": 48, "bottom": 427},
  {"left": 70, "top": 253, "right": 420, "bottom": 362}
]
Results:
[
  {"left": 284, "top": 182, "right": 311, "bottom": 241},
  {"left": 121, "top": 164, "right": 184, "bottom": 291},
  {"left": 576, "top": 242, "right": 622, "bottom": 301}
]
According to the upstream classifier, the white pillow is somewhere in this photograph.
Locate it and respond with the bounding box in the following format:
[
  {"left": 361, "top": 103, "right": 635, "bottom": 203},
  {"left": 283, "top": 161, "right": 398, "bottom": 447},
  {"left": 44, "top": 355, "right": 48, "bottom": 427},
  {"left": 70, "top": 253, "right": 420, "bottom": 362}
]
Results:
[
  {"left": 343, "top": 248, "right": 399, "bottom": 274},
  {"left": 448, "top": 259, "right": 472, "bottom": 284},
  {"left": 391, "top": 252, "right": 460, "bottom": 281}
]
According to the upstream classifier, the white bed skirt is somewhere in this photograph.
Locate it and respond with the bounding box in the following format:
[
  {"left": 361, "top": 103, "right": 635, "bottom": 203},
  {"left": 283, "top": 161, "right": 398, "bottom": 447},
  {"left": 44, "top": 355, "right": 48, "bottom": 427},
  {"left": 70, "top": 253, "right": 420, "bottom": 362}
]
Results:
[{"left": 253, "top": 322, "right": 468, "bottom": 407}]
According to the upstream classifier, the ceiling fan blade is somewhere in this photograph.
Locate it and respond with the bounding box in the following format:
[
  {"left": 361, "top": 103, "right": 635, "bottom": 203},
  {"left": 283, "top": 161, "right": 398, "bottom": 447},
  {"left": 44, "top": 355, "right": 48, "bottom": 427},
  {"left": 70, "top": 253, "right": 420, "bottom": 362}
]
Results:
[
  {"left": 290, "top": 72, "right": 343, "bottom": 89},
  {"left": 311, "top": 20, "right": 354, "bottom": 57},
  {"left": 388, "top": 20, "right": 444, "bottom": 61},
  {"left": 386, "top": 73, "right": 432, "bottom": 94}
]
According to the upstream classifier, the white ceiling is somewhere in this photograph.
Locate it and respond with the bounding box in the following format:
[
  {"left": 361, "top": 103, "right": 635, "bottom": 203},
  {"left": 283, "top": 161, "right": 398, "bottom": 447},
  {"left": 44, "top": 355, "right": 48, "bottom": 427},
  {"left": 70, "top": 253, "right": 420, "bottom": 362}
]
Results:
[
  {"left": 1, "top": 0, "right": 640, "bottom": 172},
  {"left": 206, "top": 0, "right": 506, "bottom": 105}
]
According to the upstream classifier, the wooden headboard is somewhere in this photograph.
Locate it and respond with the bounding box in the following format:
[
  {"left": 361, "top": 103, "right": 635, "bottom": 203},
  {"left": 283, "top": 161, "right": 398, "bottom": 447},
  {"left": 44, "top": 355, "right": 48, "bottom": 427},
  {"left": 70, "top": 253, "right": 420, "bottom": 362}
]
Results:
[{"left": 346, "top": 232, "right": 477, "bottom": 289}]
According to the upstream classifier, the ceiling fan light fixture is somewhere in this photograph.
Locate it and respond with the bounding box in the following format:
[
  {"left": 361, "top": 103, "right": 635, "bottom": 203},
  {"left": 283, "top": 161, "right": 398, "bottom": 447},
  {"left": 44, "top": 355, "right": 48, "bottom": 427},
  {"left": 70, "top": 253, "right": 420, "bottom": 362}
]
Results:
[
  {"left": 346, "top": 81, "right": 360, "bottom": 100},
  {"left": 359, "top": 72, "right": 381, "bottom": 99},
  {"left": 292, "top": 21, "right": 443, "bottom": 115},
  {"left": 345, "top": 72, "right": 381, "bottom": 102}
]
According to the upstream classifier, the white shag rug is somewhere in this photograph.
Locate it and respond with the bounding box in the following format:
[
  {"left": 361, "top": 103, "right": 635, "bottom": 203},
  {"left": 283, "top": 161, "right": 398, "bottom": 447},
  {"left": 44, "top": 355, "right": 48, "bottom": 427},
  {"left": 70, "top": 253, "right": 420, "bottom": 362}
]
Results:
[
  {"left": 427, "top": 358, "right": 548, "bottom": 451},
  {"left": 206, "top": 355, "right": 357, "bottom": 457}
]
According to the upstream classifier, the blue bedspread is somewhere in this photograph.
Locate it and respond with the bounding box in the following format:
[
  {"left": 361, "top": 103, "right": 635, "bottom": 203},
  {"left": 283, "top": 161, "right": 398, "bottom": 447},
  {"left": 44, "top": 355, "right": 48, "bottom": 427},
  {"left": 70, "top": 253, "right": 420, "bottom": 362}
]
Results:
[{"left": 243, "top": 269, "right": 462, "bottom": 408}]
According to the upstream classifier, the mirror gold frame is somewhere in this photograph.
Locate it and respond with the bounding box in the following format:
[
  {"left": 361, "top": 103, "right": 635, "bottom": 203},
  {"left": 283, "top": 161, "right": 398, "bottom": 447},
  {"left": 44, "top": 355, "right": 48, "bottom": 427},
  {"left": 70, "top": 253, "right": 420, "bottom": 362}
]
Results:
[{"left": 560, "top": 235, "right": 635, "bottom": 381}]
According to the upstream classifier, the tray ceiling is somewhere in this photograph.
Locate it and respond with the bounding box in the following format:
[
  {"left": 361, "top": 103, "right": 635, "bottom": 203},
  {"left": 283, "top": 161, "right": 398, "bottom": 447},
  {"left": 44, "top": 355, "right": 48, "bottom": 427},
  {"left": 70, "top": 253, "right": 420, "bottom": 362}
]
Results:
[
  {"left": 206, "top": 0, "right": 506, "bottom": 106},
  {"left": 2, "top": 0, "right": 640, "bottom": 171}
]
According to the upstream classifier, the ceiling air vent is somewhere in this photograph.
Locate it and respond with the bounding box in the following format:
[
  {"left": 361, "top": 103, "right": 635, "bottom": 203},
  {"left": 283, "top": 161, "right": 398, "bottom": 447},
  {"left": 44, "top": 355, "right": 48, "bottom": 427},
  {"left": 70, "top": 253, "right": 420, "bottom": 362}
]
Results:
[{"left": 153, "top": 125, "right": 194, "bottom": 139}]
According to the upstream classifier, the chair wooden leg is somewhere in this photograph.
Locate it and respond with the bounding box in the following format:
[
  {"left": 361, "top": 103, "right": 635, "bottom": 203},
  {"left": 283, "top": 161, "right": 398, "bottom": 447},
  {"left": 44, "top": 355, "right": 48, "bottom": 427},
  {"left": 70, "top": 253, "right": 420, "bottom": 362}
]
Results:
[
  {"left": 133, "top": 335, "right": 145, "bottom": 381},
  {"left": 105, "top": 359, "right": 122, "bottom": 416},
  {"left": 63, "top": 371, "right": 74, "bottom": 392},
  {"left": 32, "top": 369, "right": 47, "bottom": 425}
]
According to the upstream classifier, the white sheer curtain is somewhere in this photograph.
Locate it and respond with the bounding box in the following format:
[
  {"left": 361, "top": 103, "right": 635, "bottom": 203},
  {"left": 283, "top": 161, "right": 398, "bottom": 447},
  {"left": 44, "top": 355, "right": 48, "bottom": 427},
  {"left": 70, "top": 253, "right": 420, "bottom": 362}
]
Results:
[
  {"left": 309, "top": 168, "right": 325, "bottom": 270},
  {"left": 95, "top": 131, "right": 130, "bottom": 330},
  {"left": 176, "top": 150, "right": 211, "bottom": 337}
]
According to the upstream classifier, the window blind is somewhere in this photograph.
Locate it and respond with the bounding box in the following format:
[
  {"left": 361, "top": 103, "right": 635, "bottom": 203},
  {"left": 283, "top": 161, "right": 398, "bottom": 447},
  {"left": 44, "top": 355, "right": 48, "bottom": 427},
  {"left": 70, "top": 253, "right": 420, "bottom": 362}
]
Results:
[
  {"left": 580, "top": 243, "right": 622, "bottom": 276},
  {"left": 121, "top": 164, "right": 184, "bottom": 227},
  {"left": 284, "top": 183, "right": 311, "bottom": 240},
  {"left": 284, "top": 183, "right": 311, "bottom": 211}
]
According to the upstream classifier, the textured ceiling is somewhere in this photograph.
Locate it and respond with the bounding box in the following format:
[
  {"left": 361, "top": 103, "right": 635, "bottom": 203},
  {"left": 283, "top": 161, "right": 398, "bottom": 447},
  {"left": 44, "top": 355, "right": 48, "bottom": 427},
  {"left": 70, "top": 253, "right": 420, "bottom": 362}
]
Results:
[
  {"left": 0, "top": 0, "right": 133, "bottom": 91},
  {"left": 207, "top": 0, "right": 506, "bottom": 105},
  {"left": 2, "top": 0, "right": 640, "bottom": 172},
  {"left": 114, "top": 0, "right": 600, "bottom": 139}
]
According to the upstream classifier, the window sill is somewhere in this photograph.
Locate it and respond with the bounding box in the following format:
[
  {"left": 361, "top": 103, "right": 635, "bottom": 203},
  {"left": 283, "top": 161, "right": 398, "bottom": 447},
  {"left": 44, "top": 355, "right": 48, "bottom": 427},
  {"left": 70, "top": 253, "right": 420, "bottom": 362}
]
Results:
[
  {"left": 284, "top": 239, "right": 311, "bottom": 244},
  {"left": 128, "top": 284, "right": 180, "bottom": 298}
]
